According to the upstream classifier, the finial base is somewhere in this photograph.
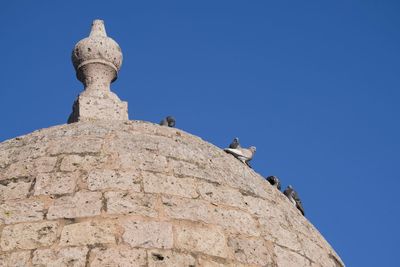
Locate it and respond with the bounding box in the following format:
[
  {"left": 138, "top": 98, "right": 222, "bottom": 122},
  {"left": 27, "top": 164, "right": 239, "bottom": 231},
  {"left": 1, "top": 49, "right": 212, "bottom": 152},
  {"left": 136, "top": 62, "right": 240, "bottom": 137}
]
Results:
[{"left": 67, "top": 91, "right": 128, "bottom": 123}]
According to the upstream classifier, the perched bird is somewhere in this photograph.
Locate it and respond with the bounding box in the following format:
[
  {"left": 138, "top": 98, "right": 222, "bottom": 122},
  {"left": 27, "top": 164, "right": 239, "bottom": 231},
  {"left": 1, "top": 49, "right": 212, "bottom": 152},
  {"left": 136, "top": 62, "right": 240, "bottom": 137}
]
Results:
[
  {"left": 283, "top": 185, "right": 305, "bottom": 216},
  {"left": 266, "top": 176, "right": 281, "bottom": 190},
  {"left": 229, "top": 137, "right": 241, "bottom": 149},
  {"left": 160, "top": 116, "right": 176, "bottom": 127},
  {"left": 224, "top": 146, "right": 256, "bottom": 167}
]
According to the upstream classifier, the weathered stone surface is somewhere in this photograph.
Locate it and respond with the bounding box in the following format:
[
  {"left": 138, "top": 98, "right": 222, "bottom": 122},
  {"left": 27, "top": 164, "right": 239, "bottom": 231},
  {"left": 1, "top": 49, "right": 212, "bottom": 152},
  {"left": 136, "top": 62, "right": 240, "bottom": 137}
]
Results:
[
  {"left": 47, "top": 191, "right": 102, "bottom": 219},
  {"left": 143, "top": 172, "right": 198, "bottom": 198},
  {"left": 60, "top": 221, "right": 116, "bottom": 246},
  {"left": 60, "top": 154, "right": 84, "bottom": 172},
  {"left": 196, "top": 258, "right": 247, "bottom": 267},
  {"left": 88, "top": 169, "right": 141, "bottom": 191},
  {"left": 162, "top": 196, "right": 211, "bottom": 223},
  {"left": 273, "top": 244, "right": 310, "bottom": 267},
  {"left": 90, "top": 246, "right": 147, "bottom": 267},
  {"left": 0, "top": 120, "right": 344, "bottom": 267},
  {"left": 35, "top": 156, "right": 58, "bottom": 173},
  {"left": 147, "top": 249, "right": 196, "bottom": 267},
  {"left": 0, "top": 199, "right": 44, "bottom": 224},
  {"left": 34, "top": 172, "right": 78, "bottom": 196},
  {"left": 0, "top": 251, "right": 31, "bottom": 267},
  {"left": 105, "top": 191, "right": 158, "bottom": 217},
  {"left": 227, "top": 235, "right": 274, "bottom": 266},
  {"left": 0, "top": 178, "right": 32, "bottom": 201},
  {"left": 198, "top": 181, "right": 245, "bottom": 208},
  {"left": 47, "top": 136, "right": 104, "bottom": 155},
  {"left": 212, "top": 207, "right": 259, "bottom": 236},
  {"left": 174, "top": 224, "right": 228, "bottom": 258},
  {"left": 0, "top": 221, "right": 59, "bottom": 251},
  {"left": 122, "top": 220, "right": 173, "bottom": 249},
  {"left": 32, "top": 246, "right": 89, "bottom": 267}
]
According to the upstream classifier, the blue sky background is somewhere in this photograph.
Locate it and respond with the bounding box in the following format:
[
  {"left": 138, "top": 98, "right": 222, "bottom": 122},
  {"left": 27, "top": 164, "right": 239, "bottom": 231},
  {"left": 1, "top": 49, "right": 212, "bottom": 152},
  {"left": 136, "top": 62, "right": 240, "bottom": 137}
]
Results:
[{"left": 1, "top": 1, "right": 399, "bottom": 266}]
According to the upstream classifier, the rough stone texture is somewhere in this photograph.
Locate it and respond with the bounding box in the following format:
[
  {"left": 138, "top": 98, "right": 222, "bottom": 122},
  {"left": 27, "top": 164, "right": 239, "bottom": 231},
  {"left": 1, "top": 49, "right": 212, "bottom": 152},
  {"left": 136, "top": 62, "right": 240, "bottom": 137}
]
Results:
[
  {"left": 0, "top": 251, "right": 31, "bottom": 267},
  {"left": 122, "top": 220, "right": 173, "bottom": 249},
  {"left": 174, "top": 223, "right": 228, "bottom": 258},
  {"left": 0, "top": 221, "right": 59, "bottom": 251},
  {"left": 0, "top": 178, "right": 32, "bottom": 201},
  {"left": 0, "top": 199, "right": 44, "bottom": 224},
  {"left": 90, "top": 246, "right": 147, "bottom": 267},
  {"left": 0, "top": 120, "right": 344, "bottom": 266},
  {"left": 47, "top": 191, "right": 102, "bottom": 219},
  {"left": 32, "top": 246, "right": 89, "bottom": 267},
  {"left": 60, "top": 220, "right": 116, "bottom": 246},
  {"left": 147, "top": 249, "right": 196, "bottom": 267},
  {"left": 105, "top": 191, "right": 158, "bottom": 217},
  {"left": 34, "top": 172, "right": 78, "bottom": 196},
  {"left": 88, "top": 169, "right": 141, "bottom": 191}
]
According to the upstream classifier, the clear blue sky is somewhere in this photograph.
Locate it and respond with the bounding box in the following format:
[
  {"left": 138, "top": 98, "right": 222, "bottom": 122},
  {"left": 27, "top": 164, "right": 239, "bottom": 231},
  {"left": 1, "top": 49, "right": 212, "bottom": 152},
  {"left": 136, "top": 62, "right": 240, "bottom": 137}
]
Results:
[{"left": 1, "top": 1, "right": 399, "bottom": 266}]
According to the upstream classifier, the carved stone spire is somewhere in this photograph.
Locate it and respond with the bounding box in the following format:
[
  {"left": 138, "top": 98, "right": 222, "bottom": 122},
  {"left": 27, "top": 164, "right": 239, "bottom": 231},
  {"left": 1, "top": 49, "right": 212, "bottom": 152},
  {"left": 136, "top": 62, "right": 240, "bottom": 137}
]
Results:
[{"left": 68, "top": 19, "right": 128, "bottom": 123}]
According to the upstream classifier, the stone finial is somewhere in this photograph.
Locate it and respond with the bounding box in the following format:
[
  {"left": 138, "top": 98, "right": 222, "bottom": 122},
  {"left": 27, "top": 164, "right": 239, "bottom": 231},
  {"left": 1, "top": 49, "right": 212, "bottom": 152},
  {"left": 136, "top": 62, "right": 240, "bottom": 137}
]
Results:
[{"left": 68, "top": 19, "right": 128, "bottom": 123}]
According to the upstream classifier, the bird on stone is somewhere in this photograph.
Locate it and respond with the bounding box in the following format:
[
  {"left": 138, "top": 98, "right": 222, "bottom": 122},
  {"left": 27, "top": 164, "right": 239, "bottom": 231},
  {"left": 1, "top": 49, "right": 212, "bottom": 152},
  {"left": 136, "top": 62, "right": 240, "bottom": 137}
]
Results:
[
  {"left": 283, "top": 185, "right": 305, "bottom": 216},
  {"left": 266, "top": 176, "right": 281, "bottom": 190},
  {"left": 224, "top": 146, "right": 256, "bottom": 167},
  {"left": 229, "top": 137, "right": 241, "bottom": 149},
  {"left": 160, "top": 116, "right": 176, "bottom": 127}
]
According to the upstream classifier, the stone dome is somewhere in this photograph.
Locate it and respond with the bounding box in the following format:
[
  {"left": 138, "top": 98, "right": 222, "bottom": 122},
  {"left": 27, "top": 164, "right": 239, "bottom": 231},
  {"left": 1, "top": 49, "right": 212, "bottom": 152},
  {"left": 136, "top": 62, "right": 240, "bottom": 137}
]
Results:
[{"left": 0, "top": 120, "right": 344, "bottom": 266}]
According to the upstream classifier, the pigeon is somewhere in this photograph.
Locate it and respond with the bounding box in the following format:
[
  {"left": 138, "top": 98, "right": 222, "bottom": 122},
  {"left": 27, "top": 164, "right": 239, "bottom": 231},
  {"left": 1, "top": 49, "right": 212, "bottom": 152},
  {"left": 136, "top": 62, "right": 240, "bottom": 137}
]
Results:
[
  {"left": 229, "top": 137, "right": 241, "bottom": 149},
  {"left": 266, "top": 176, "right": 281, "bottom": 190},
  {"left": 160, "top": 116, "right": 176, "bottom": 127},
  {"left": 224, "top": 146, "right": 256, "bottom": 167},
  {"left": 283, "top": 185, "right": 305, "bottom": 216}
]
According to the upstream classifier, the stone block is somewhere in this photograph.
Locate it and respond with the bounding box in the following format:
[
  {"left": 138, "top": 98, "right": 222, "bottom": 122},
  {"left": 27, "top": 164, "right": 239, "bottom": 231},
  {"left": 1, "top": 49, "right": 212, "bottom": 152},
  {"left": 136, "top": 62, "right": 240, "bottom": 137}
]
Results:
[
  {"left": 47, "top": 136, "right": 103, "bottom": 155},
  {"left": 87, "top": 169, "right": 141, "bottom": 191},
  {"left": 1, "top": 159, "right": 34, "bottom": 180},
  {"left": 60, "top": 220, "right": 116, "bottom": 246},
  {"left": 242, "top": 195, "right": 272, "bottom": 218},
  {"left": 34, "top": 172, "right": 78, "bottom": 196},
  {"left": 161, "top": 196, "right": 211, "bottom": 223},
  {"left": 105, "top": 191, "right": 158, "bottom": 217},
  {"left": 47, "top": 191, "right": 102, "bottom": 219},
  {"left": 0, "top": 178, "right": 32, "bottom": 201},
  {"left": 90, "top": 246, "right": 147, "bottom": 267},
  {"left": 122, "top": 220, "right": 173, "bottom": 249},
  {"left": 227, "top": 235, "right": 273, "bottom": 266},
  {"left": 212, "top": 207, "right": 259, "bottom": 236},
  {"left": 147, "top": 249, "right": 196, "bottom": 267},
  {"left": 143, "top": 172, "right": 198, "bottom": 198},
  {"left": 174, "top": 224, "right": 227, "bottom": 258},
  {"left": 198, "top": 181, "right": 245, "bottom": 208},
  {"left": 0, "top": 199, "right": 44, "bottom": 224},
  {"left": 197, "top": 258, "right": 246, "bottom": 267},
  {"left": 32, "top": 246, "right": 89, "bottom": 267},
  {"left": 59, "top": 154, "right": 83, "bottom": 172},
  {"left": 258, "top": 213, "right": 303, "bottom": 252},
  {"left": 273, "top": 245, "right": 310, "bottom": 267},
  {"left": 0, "top": 221, "right": 59, "bottom": 251},
  {"left": 0, "top": 251, "right": 31, "bottom": 267},
  {"left": 35, "top": 156, "right": 58, "bottom": 173}
]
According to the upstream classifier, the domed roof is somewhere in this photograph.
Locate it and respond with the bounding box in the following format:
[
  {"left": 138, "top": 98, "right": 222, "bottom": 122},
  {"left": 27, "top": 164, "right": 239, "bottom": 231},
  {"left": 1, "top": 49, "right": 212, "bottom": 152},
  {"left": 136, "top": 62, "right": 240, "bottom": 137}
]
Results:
[{"left": 0, "top": 120, "right": 343, "bottom": 266}]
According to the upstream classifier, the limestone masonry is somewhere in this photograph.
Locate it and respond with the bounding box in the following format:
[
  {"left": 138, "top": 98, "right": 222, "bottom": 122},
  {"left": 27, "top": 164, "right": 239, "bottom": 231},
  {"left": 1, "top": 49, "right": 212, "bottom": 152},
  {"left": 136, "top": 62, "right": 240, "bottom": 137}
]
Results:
[{"left": 0, "top": 20, "right": 344, "bottom": 266}]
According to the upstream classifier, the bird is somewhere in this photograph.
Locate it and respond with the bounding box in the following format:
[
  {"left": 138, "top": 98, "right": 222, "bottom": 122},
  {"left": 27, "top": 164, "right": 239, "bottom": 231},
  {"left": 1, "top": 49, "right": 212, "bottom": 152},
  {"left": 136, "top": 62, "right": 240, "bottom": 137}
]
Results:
[
  {"left": 283, "top": 185, "right": 305, "bottom": 216},
  {"left": 160, "top": 116, "right": 176, "bottom": 127},
  {"left": 229, "top": 137, "right": 241, "bottom": 149},
  {"left": 224, "top": 146, "right": 256, "bottom": 167},
  {"left": 266, "top": 176, "right": 281, "bottom": 190}
]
